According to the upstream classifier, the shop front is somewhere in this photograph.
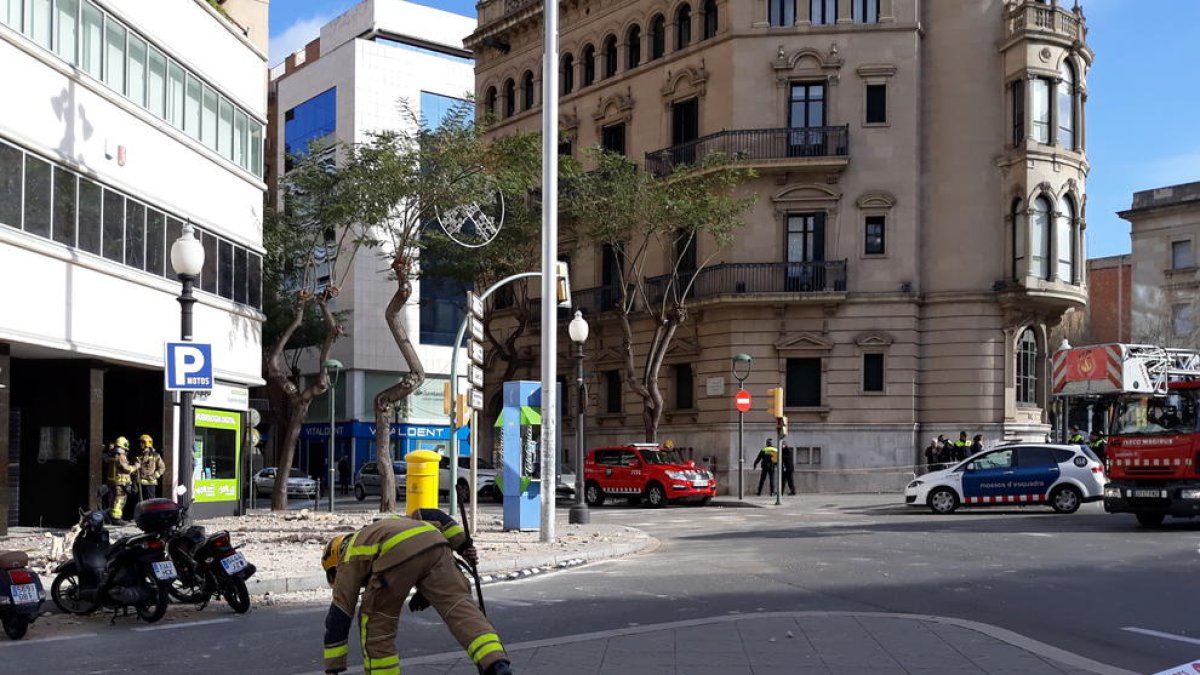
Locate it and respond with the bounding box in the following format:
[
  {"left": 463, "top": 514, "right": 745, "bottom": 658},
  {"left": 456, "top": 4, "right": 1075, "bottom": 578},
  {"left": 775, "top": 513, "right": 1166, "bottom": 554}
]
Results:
[
  {"left": 297, "top": 422, "right": 469, "bottom": 483},
  {"left": 188, "top": 384, "right": 249, "bottom": 518}
]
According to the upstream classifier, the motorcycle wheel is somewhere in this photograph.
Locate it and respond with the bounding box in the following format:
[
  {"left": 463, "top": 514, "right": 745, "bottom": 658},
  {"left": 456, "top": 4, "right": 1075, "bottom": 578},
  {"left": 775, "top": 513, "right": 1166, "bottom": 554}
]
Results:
[
  {"left": 166, "top": 574, "right": 207, "bottom": 604},
  {"left": 51, "top": 564, "right": 100, "bottom": 615},
  {"left": 135, "top": 578, "right": 170, "bottom": 624},
  {"left": 222, "top": 578, "right": 251, "bottom": 614},
  {"left": 2, "top": 616, "right": 29, "bottom": 640}
]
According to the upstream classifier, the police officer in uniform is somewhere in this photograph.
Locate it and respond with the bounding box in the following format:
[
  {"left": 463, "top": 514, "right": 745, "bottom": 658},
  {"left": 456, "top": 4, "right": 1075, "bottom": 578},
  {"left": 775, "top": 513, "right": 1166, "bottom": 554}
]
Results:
[
  {"left": 136, "top": 435, "right": 166, "bottom": 500},
  {"left": 953, "top": 431, "right": 971, "bottom": 462},
  {"left": 1088, "top": 430, "right": 1107, "bottom": 465},
  {"left": 105, "top": 437, "right": 136, "bottom": 524},
  {"left": 1068, "top": 425, "right": 1086, "bottom": 446},
  {"left": 321, "top": 509, "right": 514, "bottom": 675},
  {"left": 754, "top": 439, "right": 779, "bottom": 496}
]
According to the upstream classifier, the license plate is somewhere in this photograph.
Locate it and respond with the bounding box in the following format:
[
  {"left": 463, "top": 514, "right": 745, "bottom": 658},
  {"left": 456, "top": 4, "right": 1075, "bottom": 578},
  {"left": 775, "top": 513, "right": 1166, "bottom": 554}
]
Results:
[
  {"left": 220, "top": 552, "right": 248, "bottom": 575},
  {"left": 10, "top": 583, "right": 37, "bottom": 605},
  {"left": 152, "top": 561, "right": 178, "bottom": 581},
  {"left": 692, "top": 480, "right": 709, "bottom": 488},
  {"left": 1131, "top": 489, "right": 1164, "bottom": 498}
]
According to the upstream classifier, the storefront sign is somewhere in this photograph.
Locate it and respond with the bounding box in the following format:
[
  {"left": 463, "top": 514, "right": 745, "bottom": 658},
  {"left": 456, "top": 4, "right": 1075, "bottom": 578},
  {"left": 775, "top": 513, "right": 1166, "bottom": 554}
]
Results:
[
  {"left": 193, "top": 407, "right": 241, "bottom": 504},
  {"left": 193, "top": 383, "right": 250, "bottom": 411}
]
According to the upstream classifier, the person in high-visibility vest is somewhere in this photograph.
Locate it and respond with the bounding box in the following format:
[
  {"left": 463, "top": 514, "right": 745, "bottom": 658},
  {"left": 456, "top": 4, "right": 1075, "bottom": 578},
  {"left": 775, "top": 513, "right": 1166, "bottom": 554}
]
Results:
[
  {"left": 1068, "top": 425, "right": 1086, "bottom": 446},
  {"left": 1088, "top": 430, "right": 1107, "bottom": 465},
  {"left": 953, "top": 431, "right": 971, "bottom": 462},
  {"left": 105, "top": 437, "right": 136, "bottom": 523},
  {"left": 754, "top": 439, "right": 779, "bottom": 496},
  {"left": 135, "top": 435, "right": 166, "bottom": 500}
]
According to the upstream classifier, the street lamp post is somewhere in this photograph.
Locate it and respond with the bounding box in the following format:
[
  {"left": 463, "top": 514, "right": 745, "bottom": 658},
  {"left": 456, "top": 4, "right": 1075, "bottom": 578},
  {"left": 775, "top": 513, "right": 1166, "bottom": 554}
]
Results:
[
  {"left": 170, "top": 223, "right": 205, "bottom": 504},
  {"left": 324, "top": 359, "right": 343, "bottom": 513},
  {"left": 731, "top": 353, "right": 752, "bottom": 501},
  {"left": 567, "top": 311, "right": 590, "bottom": 525}
]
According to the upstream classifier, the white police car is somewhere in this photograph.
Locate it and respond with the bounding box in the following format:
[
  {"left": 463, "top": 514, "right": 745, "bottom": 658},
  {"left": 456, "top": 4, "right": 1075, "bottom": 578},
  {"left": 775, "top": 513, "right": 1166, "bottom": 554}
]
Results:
[{"left": 905, "top": 443, "right": 1106, "bottom": 515}]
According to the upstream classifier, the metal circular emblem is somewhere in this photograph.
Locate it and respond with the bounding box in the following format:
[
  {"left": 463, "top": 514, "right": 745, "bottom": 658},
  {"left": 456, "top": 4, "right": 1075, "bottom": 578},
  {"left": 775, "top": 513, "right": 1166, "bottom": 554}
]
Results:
[
  {"left": 435, "top": 190, "right": 505, "bottom": 249},
  {"left": 1073, "top": 456, "right": 1087, "bottom": 467}
]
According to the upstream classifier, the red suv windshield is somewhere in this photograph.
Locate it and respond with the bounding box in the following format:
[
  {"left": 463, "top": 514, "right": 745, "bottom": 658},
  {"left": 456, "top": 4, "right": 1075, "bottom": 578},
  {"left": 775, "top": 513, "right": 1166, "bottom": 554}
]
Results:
[{"left": 639, "top": 449, "right": 686, "bottom": 465}]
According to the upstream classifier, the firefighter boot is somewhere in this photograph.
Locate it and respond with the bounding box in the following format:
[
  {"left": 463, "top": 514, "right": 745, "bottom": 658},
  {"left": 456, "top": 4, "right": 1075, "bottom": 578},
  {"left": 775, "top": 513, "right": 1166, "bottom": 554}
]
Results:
[{"left": 482, "top": 660, "right": 513, "bottom": 675}]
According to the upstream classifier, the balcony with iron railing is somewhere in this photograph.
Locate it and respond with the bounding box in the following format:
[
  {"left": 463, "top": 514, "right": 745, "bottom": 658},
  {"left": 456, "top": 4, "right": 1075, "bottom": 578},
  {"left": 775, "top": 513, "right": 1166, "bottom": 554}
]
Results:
[
  {"left": 1005, "top": 1, "right": 1086, "bottom": 42},
  {"left": 644, "top": 126, "right": 849, "bottom": 178}
]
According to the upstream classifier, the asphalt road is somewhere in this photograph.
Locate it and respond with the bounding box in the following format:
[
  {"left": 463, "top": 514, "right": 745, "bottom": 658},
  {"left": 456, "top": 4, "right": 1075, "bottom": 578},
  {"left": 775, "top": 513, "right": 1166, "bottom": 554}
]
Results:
[{"left": 6, "top": 496, "right": 1198, "bottom": 674}]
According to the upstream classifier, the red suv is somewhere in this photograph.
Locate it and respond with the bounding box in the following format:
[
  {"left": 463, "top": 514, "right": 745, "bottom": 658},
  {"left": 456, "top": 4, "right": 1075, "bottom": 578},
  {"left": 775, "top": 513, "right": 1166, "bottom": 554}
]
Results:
[{"left": 584, "top": 444, "right": 716, "bottom": 508}]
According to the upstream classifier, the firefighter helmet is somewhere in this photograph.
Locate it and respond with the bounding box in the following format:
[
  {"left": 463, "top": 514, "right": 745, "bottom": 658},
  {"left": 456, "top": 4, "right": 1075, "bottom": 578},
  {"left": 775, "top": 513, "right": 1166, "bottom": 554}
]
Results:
[
  {"left": 115, "top": 436, "right": 130, "bottom": 450},
  {"left": 322, "top": 534, "right": 350, "bottom": 586},
  {"left": 139, "top": 434, "right": 153, "bottom": 445}
]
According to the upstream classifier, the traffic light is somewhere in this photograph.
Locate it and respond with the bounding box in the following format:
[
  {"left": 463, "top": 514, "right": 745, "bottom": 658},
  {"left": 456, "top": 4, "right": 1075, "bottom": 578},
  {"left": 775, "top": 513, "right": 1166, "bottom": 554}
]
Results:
[
  {"left": 443, "top": 381, "right": 452, "bottom": 416},
  {"left": 777, "top": 415, "right": 788, "bottom": 440},
  {"left": 555, "top": 260, "right": 572, "bottom": 308},
  {"left": 456, "top": 393, "right": 469, "bottom": 427},
  {"left": 767, "top": 387, "right": 784, "bottom": 418}
]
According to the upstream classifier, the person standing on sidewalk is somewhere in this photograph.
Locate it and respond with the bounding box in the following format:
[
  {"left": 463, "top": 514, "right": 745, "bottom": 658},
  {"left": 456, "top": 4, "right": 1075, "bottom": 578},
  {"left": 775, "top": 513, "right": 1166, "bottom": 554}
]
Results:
[
  {"left": 136, "top": 435, "right": 166, "bottom": 500},
  {"left": 781, "top": 444, "right": 796, "bottom": 495},
  {"left": 320, "top": 509, "right": 514, "bottom": 675},
  {"left": 754, "top": 439, "right": 778, "bottom": 496},
  {"left": 337, "top": 455, "right": 351, "bottom": 496}
]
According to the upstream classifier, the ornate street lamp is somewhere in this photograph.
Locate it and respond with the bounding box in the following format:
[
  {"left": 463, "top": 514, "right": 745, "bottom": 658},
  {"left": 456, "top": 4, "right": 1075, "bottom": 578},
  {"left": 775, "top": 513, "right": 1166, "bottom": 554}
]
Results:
[
  {"left": 568, "top": 311, "right": 590, "bottom": 524},
  {"left": 323, "top": 359, "right": 344, "bottom": 513},
  {"left": 731, "top": 353, "right": 752, "bottom": 500},
  {"left": 170, "top": 223, "right": 205, "bottom": 504}
]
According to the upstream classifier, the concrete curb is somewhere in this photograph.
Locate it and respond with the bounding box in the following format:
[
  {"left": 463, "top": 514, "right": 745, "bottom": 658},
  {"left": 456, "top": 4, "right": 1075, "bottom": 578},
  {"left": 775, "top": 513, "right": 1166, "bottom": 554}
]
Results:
[{"left": 247, "top": 527, "right": 658, "bottom": 597}]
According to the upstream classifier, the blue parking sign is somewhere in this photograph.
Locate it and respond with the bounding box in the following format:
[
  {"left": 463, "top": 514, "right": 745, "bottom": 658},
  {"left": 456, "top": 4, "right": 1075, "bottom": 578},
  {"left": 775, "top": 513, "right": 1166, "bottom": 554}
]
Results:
[{"left": 165, "top": 342, "right": 213, "bottom": 391}]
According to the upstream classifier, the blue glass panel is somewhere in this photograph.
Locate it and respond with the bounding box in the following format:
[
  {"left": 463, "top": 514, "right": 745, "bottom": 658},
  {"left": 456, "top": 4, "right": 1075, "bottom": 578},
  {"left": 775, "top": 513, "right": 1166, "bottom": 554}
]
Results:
[
  {"left": 419, "top": 275, "right": 465, "bottom": 347},
  {"left": 284, "top": 87, "right": 337, "bottom": 163},
  {"left": 419, "top": 91, "right": 472, "bottom": 130}
]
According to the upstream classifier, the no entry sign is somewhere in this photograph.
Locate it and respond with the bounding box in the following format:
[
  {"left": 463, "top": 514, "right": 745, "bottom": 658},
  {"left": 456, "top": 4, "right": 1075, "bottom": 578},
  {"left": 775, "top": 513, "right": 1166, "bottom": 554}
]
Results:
[{"left": 735, "top": 390, "right": 752, "bottom": 413}]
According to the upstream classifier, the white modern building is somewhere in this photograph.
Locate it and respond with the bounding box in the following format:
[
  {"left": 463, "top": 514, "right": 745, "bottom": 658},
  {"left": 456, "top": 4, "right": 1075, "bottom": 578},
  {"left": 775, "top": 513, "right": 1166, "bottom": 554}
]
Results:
[
  {"left": 0, "top": 0, "right": 268, "bottom": 528},
  {"left": 267, "top": 0, "right": 477, "bottom": 477}
]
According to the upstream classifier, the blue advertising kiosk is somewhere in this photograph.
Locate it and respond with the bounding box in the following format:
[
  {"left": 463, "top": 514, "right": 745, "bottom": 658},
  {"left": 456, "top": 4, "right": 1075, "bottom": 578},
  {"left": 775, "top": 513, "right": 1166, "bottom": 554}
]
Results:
[{"left": 499, "top": 381, "right": 542, "bottom": 531}]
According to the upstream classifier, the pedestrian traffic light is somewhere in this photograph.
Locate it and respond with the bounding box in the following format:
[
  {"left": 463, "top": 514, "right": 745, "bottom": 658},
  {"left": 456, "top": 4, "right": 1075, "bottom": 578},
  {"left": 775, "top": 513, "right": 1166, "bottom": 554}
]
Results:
[
  {"left": 767, "top": 387, "right": 784, "bottom": 418},
  {"left": 456, "top": 393, "right": 469, "bottom": 427},
  {"left": 555, "top": 261, "right": 572, "bottom": 308},
  {"left": 777, "top": 415, "right": 788, "bottom": 440}
]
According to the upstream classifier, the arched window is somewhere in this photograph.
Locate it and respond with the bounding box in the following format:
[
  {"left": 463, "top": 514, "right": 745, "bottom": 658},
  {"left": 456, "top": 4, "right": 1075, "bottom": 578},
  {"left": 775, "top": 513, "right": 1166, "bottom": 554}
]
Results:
[
  {"left": 1058, "top": 60, "right": 1076, "bottom": 150},
  {"left": 650, "top": 15, "right": 666, "bottom": 60},
  {"left": 484, "top": 86, "right": 497, "bottom": 117},
  {"left": 603, "top": 35, "right": 618, "bottom": 78},
  {"left": 561, "top": 53, "right": 574, "bottom": 95},
  {"left": 1031, "top": 196, "right": 1052, "bottom": 279},
  {"left": 769, "top": 0, "right": 794, "bottom": 26},
  {"left": 503, "top": 78, "right": 515, "bottom": 118},
  {"left": 521, "top": 70, "right": 535, "bottom": 110},
  {"left": 701, "top": 0, "right": 718, "bottom": 38},
  {"left": 1011, "top": 199, "right": 1025, "bottom": 281},
  {"left": 675, "top": 4, "right": 692, "bottom": 50},
  {"left": 1016, "top": 329, "right": 1039, "bottom": 406},
  {"left": 1057, "top": 195, "right": 1076, "bottom": 283},
  {"left": 582, "top": 44, "right": 596, "bottom": 86},
  {"left": 626, "top": 25, "right": 642, "bottom": 70}
]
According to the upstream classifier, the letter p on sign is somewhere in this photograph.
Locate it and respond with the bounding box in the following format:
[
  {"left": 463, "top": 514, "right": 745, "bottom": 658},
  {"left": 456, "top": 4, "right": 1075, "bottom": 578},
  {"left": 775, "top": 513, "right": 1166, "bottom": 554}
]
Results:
[{"left": 165, "top": 342, "right": 214, "bottom": 391}]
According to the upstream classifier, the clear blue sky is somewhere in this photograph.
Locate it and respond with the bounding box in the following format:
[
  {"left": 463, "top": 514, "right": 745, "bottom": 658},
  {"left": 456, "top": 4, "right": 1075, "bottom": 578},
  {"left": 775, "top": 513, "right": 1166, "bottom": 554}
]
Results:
[{"left": 268, "top": 0, "right": 1200, "bottom": 259}]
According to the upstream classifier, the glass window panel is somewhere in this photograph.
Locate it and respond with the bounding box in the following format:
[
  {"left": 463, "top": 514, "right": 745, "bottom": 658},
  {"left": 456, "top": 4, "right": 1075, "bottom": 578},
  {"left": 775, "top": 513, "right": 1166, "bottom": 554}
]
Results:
[
  {"left": 200, "top": 230, "right": 216, "bottom": 293},
  {"left": 184, "top": 73, "right": 202, "bottom": 138},
  {"left": 249, "top": 124, "right": 262, "bottom": 177},
  {"left": 1173, "top": 240, "right": 1193, "bottom": 270},
  {"left": 52, "top": 167, "right": 75, "bottom": 246},
  {"left": 233, "top": 247, "right": 247, "bottom": 304},
  {"left": 23, "top": 155, "right": 51, "bottom": 238},
  {"left": 283, "top": 87, "right": 337, "bottom": 161},
  {"left": 124, "top": 200, "right": 144, "bottom": 270},
  {"left": 1031, "top": 197, "right": 1050, "bottom": 278},
  {"left": 863, "top": 353, "right": 884, "bottom": 392},
  {"left": 1031, "top": 78, "right": 1050, "bottom": 143},
  {"left": 101, "top": 188, "right": 124, "bottom": 262},
  {"left": 247, "top": 252, "right": 261, "bottom": 308},
  {"left": 1057, "top": 73, "right": 1074, "bottom": 149},
  {"left": 218, "top": 239, "right": 233, "bottom": 298},
  {"left": 0, "top": 141, "right": 21, "bottom": 228},
  {"left": 126, "top": 33, "right": 146, "bottom": 106},
  {"left": 217, "top": 97, "right": 233, "bottom": 159},
  {"left": 166, "top": 60, "right": 185, "bottom": 127},
  {"left": 2, "top": 0, "right": 22, "bottom": 29},
  {"left": 233, "top": 109, "right": 247, "bottom": 167},
  {"left": 853, "top": 0, "right": 878, "bottom": 23},
  {"left": 147, "top": 47, "right": 166, "bottom": 119},
  {"left": 76, "top": 176, "right": 101, "bottom": 254},
  {"left": 54, "top": 0, "right": 78, "bottom": 64},
  {"left": 201, "top": 84, "right": 218, "bottom": 149},
  {"left": 79, "top": 0, "right": 102, "bottom": 79},
  {"left": 29, "top": 0, "right": 51, "bottom": 48},
  {"left": 164, "top": 216, "right": 182, "bottom": 278},
  {"left": 103, "top": 17, "right": 125, "bottom": 92},
  {"left": 865, "top": 84, "right": 886, "bottom": 124},
  {"left": 145, "top": 209, "right": 164, "bottom": 275}
]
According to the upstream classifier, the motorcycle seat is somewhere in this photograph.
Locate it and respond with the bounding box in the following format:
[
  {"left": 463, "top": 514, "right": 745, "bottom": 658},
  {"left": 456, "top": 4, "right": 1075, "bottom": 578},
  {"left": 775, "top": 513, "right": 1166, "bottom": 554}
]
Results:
[{"left": 0, "top": 550, "right": 29, "bottom": 569}]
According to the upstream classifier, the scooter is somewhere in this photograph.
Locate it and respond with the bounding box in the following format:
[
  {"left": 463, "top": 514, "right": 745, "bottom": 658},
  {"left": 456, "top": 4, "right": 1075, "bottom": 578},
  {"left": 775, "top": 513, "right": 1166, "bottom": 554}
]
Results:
[
  {"left": 0, "top": 550, "right": 45, "bottom": 639},
  {"left": 162, "top": 502, "right": 256, "bottom": 613}
]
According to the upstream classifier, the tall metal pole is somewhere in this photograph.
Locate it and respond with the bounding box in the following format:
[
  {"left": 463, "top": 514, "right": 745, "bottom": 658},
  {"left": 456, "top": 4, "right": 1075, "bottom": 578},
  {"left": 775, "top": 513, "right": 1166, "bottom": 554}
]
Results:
[
  {"left": 539, "top": 0, "right": 560, "bottom": 544},
  {"left": 177, "top": 275, "right": 196, "bottom": 504},
  {"left": 568, "top": 341, "right": 589, "bottom": 524},
  {"left": 328, "top": 372, "right": 336, "bottom": 513},
  {"left": 737, "top": 412, "right": 744, "bottom": 500}
]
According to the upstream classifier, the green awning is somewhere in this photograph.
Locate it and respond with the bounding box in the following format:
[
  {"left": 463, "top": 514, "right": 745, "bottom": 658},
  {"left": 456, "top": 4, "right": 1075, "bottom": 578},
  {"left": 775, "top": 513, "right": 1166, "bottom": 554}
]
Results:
[{"left": 494, "top": 406, "right": 542, "bottom": 427}]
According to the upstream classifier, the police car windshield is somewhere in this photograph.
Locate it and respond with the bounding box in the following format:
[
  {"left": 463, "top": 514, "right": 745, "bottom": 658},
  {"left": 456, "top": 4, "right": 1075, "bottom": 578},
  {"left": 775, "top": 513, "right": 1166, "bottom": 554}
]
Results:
[
  {"left": 640, "top": 449, "right": 685, "bottom": 465},
  {"left": 1114, "top": 393, "right": 1197, "bottom": 435}
]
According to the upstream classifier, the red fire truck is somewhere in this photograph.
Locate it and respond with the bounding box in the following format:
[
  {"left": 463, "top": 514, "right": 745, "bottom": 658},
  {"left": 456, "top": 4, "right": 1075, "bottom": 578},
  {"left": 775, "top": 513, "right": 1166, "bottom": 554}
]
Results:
[{"left": 1052, "top": 343, "right": 1200, "bottom": 527}]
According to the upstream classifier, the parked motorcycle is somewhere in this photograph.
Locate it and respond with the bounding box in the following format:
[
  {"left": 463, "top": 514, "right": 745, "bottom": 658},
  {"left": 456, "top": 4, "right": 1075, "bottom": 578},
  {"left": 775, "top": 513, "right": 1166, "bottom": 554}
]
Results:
[
  {"left": 164, "top": 515, "right": 256, "bottom": 614},
  {"left": 0, "top": 550, "right": 45, "bottom": 639},
  {"left": 50, "top": 507, "right": 177, "bottom": 623}
]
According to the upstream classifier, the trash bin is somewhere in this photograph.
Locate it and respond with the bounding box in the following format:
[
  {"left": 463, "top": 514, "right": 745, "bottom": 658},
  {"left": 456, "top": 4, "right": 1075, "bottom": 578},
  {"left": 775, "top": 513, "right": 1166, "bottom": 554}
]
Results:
[{"left": 405, "top": 450, "right": 441, "bottom": 514}]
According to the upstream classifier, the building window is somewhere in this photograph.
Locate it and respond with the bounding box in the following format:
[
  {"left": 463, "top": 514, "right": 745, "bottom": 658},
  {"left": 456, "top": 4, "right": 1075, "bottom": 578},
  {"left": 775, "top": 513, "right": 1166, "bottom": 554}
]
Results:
[
  {"left": 52, "top": 166, "right": 75, "bottom": 246},
  {"left": 80, "top": 1, "right": 102, "bottom": 79},
  {"left": 582, "top": 44, "right": 596, "bottom": 86},
  {"left": 1058, "top": 61, "right": 1076, "bottom": 150},
  {"left": 147, "top": 47, "right": 166, "bottom": 119},
  {"left": 865, "top": 84, "right": 886, "bottom": 124},
  {"left": 602, "top": 34, "right": 618, "bottom": 78},
  {"left": 605, "top": 370, "right": 622, "bottom": 413},
  {"left": 78, "top": 177, "right": 101, "bottom": 255},
  {"left": 0, "top": 142, "right": 22, "bottom": 228},
  {"left": 1173, "top": 240, "right": 1194, "bottom": 270},
  {"left": 626, "top": 25, "right": 642, "bottom": 69},
  {"left": 124, "top": 201, "right": 145, "bottom": 271},
  {"left": 126, "top": 34, "right": 147, "bottom": 107},
  {"left": 283, "top": 88, "right": 336, "bottom": 171},
  {"left": 864, "top": 215, "right": 884, "bottom": 255},
  {"left": 1056, "top": 195, "right": 1076, "bottom": 283},
  {"left": 1031, "top": 196, "right": 1051, "bottom": 279},
  {"left": 503, "top": 78, "right": 515, "bottom": 117},
  {"left": 673, "top": 364, "right": 695, "bottom": 409},
  {"left": 1011, "top": 79, "right": 1025, "bottom": 146},
  {"left": 769, "top": 0, "right": 794, "bottom": 26},
  {"left": 650, "top": 15, "right": 666, "bottom": 60},
  {"left": 54, "top": 0, "right": 78, "bottom": 64},
  {"left": 701, "top": 0, "right": 717, "bottom": 38},
  {"left": 1031, "top": 77, "right": 1050, "bottom": 143},
  {"left": 522, "top": 70, "right": 535, "bottom": 110},
  {"left": 786, "top": 358, "right": 822, "bottom": 407},
  {"left": 1011, "top": 199, "right": 1025, "bottom": 281},
  {"left": 484, "top": 86, "right": 497, "bottom": 116},
  {"left": 1173, "top": 303, "right": 1195, "bottom": 339},
  {"left": 420, "top": 275, "right": 465, "bottom": 346},
  {"left": 675, "top": 4, "right": 691, "bottom": 50},
  {"left": 103, "top": 17, "right": 126, "bottom": 92},
  {"left": 601, "top": 122, "right": 626, "bottom": 156},
  {"left": 810, "top": 0, "right": 837, "bottom": 25},
  {"left": 862, "top": 353, "right": 884, "bottom": 392},
  {"left": 852, "top": 0, "right": 878, "bottom": 23},
  {"left": 1016, "top": 328, "right": 1038, "bottom": 406},
  {"left": 23, "top": 155, "right": 52, "bottom": 239},
  {"left": 795, "top": 447, "right": 821, "bottom": 465},
  {"left": 561, "top": 54, "right": 575, "bottom": 94}
]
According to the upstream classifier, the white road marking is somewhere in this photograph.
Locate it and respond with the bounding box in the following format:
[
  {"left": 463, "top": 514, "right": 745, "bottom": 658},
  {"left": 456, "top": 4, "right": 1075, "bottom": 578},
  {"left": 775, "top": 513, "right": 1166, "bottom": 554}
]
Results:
[
  {"left": 132, "top": 618, "right": 234, "bottom": 632},
  {"left": 1017, "top": 532, "right": 1054, "bottom": 538},
  {"left": 281, "top": 607, "right": 327, "bottom": 615},
  {"left": 0, "top": 632, "right": 98, "bottom": 647},
  {"left": 1122, "top": 626, "right": 1200, "bottom": 646}
]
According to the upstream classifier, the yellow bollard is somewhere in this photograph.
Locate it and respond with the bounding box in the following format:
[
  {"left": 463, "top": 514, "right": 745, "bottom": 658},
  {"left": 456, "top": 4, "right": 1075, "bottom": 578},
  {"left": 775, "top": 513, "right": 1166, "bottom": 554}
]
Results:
[{"left": 405, "top": 450, "right": 441, "bottom": 514}]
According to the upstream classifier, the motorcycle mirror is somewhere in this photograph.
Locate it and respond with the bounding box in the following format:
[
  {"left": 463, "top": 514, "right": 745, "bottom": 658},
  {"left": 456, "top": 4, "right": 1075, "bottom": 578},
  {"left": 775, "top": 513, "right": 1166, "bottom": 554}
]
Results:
[{"left": 176, "top": 485, "right": 188, "bottom": 496}]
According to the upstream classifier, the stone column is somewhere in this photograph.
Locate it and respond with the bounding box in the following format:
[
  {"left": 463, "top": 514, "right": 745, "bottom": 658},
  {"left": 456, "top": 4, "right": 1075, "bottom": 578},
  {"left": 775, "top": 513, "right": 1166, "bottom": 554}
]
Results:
[{"left": 87, "top": 365, "right": 104, "bottom": 511}]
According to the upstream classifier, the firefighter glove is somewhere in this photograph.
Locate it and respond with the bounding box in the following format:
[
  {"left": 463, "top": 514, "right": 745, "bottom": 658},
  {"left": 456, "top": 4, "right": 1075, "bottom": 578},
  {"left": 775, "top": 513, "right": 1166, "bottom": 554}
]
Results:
[
  {"left": 460, "top": 545, "right": 479, "bottom": 567},
  {"left": 408, "top": 591, "right": 430, "bottom": 612}
]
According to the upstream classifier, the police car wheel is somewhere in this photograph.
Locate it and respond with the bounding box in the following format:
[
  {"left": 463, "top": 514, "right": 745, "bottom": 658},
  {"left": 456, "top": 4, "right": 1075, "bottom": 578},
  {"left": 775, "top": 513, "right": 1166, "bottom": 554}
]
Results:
[
  {"left": 928, "top": 487, "right": 959, "bottom": 514},
  {"left": 1049, "top": 485, "right": 1081, "bottom": 514}
]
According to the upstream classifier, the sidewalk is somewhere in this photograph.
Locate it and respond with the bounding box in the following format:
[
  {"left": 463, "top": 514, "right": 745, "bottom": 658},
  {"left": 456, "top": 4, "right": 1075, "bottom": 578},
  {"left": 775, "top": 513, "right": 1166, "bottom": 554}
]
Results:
[{"left": 389, "top": 612, "right": 1136, "bottom": 675}]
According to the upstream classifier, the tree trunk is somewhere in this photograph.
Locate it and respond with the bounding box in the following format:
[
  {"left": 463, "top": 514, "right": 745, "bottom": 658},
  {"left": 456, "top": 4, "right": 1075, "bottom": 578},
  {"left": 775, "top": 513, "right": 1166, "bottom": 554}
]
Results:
[
  {"left": 373, "top": 264, "right": 425, "bottom": 513},
  {"left": 270, "top": 399, "right": 313, "bottom": 511}
]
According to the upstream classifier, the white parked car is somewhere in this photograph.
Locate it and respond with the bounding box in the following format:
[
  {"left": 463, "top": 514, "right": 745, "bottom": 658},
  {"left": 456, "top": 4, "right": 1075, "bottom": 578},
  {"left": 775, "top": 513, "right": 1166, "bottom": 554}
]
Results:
[
  {"left": 905, "top": 443, "right": 1106, "bottom": 515},
  {"left": 253, "top": 467, "right": 318, "bottom": 499}
]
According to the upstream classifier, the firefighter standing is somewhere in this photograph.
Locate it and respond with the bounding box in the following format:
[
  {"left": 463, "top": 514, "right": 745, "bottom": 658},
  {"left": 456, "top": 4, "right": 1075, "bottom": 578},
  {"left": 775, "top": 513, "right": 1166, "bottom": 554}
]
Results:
[
  {"left": 136, "top": 435, "right": 166, "bottom": 500},
  {"left": 754, "top": 439, "right": 778, "bottom": 496},
  {"left": 105, "top": 437, "right": 136, "bottom": 523},
  {"left": 320, "top": 509, "right": 513, "bottom": 675}
]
